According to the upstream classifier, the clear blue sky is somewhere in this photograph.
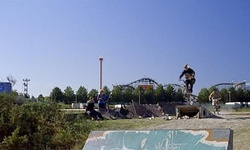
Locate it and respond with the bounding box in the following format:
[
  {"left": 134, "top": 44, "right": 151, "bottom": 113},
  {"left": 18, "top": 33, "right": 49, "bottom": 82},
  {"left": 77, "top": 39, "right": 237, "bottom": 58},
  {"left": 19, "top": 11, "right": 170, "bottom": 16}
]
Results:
[{"left": 1, "top": 0, "right": 250, "bottom": 97}]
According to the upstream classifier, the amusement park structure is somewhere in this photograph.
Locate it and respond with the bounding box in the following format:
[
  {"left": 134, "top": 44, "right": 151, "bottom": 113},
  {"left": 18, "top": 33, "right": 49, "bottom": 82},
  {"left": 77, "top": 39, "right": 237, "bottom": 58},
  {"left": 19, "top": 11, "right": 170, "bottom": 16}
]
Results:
[
  {"left": 214, "top": 82, "right": 250, "bottom": 91},
  {"left": 112, "top": 77, "right": 182, "bottom": 91},
  {"left": 113, "top": 77, "right": 250, "bottom": 92},
  {"left": 113, "top": 77, "right": 159, "bottom": 90}
]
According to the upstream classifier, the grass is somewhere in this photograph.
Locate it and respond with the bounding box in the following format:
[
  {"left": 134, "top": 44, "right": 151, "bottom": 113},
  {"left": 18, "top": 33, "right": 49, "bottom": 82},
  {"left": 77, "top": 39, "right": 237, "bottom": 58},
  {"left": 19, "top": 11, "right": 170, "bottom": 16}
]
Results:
[{"left": 93, "top": 117, "right": 166, "bottom": 130}]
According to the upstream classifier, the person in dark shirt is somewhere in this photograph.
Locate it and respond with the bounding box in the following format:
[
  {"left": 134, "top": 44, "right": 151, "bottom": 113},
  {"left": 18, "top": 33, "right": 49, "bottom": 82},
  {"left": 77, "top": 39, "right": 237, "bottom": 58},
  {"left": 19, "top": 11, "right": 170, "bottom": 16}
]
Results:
[
  {"left": 86, "top": 96, "right": 104, "bottom": 120},
  {"left": 179, "top": 64, "right": 196, "bottom": 93}
]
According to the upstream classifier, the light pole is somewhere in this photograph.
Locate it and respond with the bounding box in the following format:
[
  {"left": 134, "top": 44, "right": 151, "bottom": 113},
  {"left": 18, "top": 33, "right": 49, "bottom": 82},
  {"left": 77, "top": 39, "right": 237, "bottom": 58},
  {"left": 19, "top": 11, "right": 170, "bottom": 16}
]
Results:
[
  {"left": 23, "top": 78, "right": 30, "bottom": 96},
  {"left": 139, "top": 90, "right": 141, "bottom": 105},
  {"left": 228, "top": 91, "right": 231, "bottom": 102}
]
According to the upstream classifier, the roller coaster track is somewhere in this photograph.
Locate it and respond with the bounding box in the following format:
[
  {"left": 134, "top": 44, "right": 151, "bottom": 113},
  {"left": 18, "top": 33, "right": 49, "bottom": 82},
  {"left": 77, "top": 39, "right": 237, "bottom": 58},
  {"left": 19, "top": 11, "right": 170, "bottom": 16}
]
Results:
[
  {"left": 113, "top": 77, "right": 159, "bottom": 90},
  {"left": 113, "top": 77, "right": 183, "bottom": 92},
  {"left": 214, "top": 82, "right": 247, "bottom": 90},
  {"left": 113, "top": 77, "right": 249, "bottom": 92}
]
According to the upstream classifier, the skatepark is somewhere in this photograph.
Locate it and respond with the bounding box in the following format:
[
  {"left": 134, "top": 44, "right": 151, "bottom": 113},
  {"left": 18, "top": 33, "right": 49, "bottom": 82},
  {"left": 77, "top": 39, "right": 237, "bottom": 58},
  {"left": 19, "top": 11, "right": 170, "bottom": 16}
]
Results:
[{"left": 82, "top": 101, "right": 238, "bottom": 150}]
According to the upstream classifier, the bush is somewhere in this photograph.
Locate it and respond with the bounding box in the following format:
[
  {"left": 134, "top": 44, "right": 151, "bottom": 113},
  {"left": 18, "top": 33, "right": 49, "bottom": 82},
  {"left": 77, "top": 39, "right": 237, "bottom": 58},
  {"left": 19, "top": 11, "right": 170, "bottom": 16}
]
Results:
[{"left": 0, "top": 93, "right": 95, "bottom": 149}]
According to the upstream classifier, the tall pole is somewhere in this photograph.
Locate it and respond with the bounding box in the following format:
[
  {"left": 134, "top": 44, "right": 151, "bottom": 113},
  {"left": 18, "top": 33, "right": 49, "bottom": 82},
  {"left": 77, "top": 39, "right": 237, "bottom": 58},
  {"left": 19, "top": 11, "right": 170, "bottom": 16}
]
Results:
[
  {"left": 99, "top": 57, "right": 103, "bottom": 90},
  {"left": 228, "top": 91, "right": 231, "bottom": 102}
]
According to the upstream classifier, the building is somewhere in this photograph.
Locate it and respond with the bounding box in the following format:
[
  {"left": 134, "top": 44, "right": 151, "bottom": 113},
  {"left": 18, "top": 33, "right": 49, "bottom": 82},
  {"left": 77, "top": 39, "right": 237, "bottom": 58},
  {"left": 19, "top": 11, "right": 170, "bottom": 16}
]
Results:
[{"left": 0, "top": 82, "right": 12, "bottom": 93}]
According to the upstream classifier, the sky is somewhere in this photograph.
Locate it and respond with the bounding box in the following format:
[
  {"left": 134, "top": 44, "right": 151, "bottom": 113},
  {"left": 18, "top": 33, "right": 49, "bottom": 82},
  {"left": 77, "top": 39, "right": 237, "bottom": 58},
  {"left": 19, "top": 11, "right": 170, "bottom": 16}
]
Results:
[{"left": 1, "top": 0, "right": 250, "bottom": 97}]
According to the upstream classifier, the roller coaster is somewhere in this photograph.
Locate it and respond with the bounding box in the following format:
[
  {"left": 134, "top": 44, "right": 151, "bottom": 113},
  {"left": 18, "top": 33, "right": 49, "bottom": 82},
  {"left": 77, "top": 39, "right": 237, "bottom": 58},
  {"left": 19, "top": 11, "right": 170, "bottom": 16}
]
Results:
[
  {"left": 214, "top": 82, "right": 250, "bottom": 91},
  {"left": 112, "top": 77, "right": 182, "bottom": 91},
  {"left": 113, "top": 77, "right": 250, "bottom": 92},
  {"left": 113, "top": 77, "right": 159, "bottom": 90}
]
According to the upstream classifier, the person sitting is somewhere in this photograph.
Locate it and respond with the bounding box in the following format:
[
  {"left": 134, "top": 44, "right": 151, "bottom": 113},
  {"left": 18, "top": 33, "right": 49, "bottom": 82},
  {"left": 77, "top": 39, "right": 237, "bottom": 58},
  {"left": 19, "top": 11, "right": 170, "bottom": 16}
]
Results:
[
  {"left": 120, "top": 104, "right": 128, "bottom": 116},
  {"left": 86, "top": 96, "right": 104, "bottom": 120}
]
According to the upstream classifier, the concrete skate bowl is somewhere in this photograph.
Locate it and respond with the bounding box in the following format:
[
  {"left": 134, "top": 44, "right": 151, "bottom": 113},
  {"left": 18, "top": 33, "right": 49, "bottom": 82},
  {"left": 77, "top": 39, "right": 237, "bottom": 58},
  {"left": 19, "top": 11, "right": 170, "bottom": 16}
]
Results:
[{"left": 83, "top": 129, "right": 233, "bottom": 150}]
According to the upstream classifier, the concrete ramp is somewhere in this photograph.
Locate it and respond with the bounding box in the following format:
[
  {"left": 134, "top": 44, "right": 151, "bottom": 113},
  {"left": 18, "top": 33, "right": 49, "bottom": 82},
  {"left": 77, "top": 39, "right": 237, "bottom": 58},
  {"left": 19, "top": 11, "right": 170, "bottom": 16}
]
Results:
[
  {"left": 176, "top": 105, "right": 217, "bottom": 119},
  {"left": 82, "top": 129, "right": 233, "bottom": 150}
]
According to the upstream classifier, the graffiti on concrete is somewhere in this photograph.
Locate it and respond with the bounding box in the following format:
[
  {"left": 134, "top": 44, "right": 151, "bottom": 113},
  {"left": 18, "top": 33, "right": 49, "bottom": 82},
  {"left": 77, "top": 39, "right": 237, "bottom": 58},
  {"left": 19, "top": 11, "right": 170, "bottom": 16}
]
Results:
[{"left": 83, "top": 129, "right": 232, "bottom": 150}]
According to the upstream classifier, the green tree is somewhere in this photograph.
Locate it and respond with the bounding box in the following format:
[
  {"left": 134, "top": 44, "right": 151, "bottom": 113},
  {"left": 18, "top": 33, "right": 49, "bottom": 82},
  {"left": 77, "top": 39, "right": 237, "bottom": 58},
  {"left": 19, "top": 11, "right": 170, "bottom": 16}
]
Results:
[
  {"left": 144, "top": 87, "right": 155, "bottom": 104},
  {"left": 173, "top": 88, "right": 184, "bottom": 102},
  {"left": 37, "top": 94, "right": 44, "bottom": 101},
  {"left": 0, "top": 93, "right": 16, "bottom": 142},
  {"left": 228, "top": 87, "right": 236, "bottom": 102},
  {"left": 63, "top": 86, "right": 75, "bottom": 104},
  {"left": 88, "top": 89, "right": 98, "bottom": 101},
  {"left": 76, "top": 86, "right": 88, "bottom": 103},
  {"left": 198, "top": 88, "right": 210, "bottom": 103},
  {"left": 111, "top": 86, "right": 123, "bottom": 104},
  {"left": 165, "top": 85, "right": 175, "bottom": 102},
  {"left": 0, "top": 99, "right": 92, "bottom": 150},
  {"left": 155, "top": 84, "right": 165, "bottom": 102},
  {"left": 123, "top": 88, "right": 134, "bottom": 104},
  {"left": 134, "top": 86, "right": 144, "bottom": 104},
  {"left": 245, "top": 90, "right": 250, "bottom": 106},
  {"left": 50, "top": 87, "right": 64, "bottom": 103},
  {"left": 236, "top": 88, "right": 245, "bottom": 105},
  {"left": 102, "top": 86, "right": 111, "bottom": 98},
  {"left": 220, "top": 88, "right": 229, "bottom": 103}
]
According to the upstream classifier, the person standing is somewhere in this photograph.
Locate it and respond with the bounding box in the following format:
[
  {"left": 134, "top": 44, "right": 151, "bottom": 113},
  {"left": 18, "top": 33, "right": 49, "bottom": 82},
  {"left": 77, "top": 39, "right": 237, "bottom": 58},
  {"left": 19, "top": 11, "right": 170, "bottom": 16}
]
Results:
[{"left": 97, "top": 89, "right": 108, "bottom": 112}]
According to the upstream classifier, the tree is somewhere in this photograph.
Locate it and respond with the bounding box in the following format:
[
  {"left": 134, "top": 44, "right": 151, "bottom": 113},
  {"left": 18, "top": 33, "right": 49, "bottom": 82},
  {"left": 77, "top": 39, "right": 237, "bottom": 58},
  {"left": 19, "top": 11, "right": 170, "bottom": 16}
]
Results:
[
  {"left": 50, "top": 87, "right": 64, "bottom": 103},
  {"left": 123, "top": 88, "right": 134, "bottom": 104},
  {"left": 228, "top": 87, "right": 236, "bottom": 102},
  {"left": 0, "top": 97, "right": 92, "bottom": 149},
  {"left": 173, "top": 88, "right": 184, "bottom": 102},
  {"left": 144, "top": 87, "right": 155, "bottom": 104},
  {"left": 198, "top": 88, "right": 210, "bottom": 103},
  {"left": 111, "top": 86, "right": 123, "bottom": 104},
  {"left": 88, "top": 89, "right": 98, "bottom": 101},
  {"left": 134, "top": 86, "right": 144, "bottom": 104},
  {"left": 236, "top": 88, "right": 245, "bottom": 106},
  {"left": 165, "top": 85, "right": 175, "bottom": 102},
  {"left": 63, "top": 86, "right": 75, "bottom": 104},
  {"left": 245, "top": 90, "right": 250, "bottom": 106},
  {"left": 220, "top": 88, "right": 229, "bottom": 103},
  {"left": 37, "top": 94, "right": 44, "bottom": 101},
  {"left": 76, "top": 86, "right": 88, "bottom": 103},
  {"left": 0, "top": 93, "right": 16, "bottom": 142},
  {"left": 155, "top": 85, "right": 166, "bottom": 102}
]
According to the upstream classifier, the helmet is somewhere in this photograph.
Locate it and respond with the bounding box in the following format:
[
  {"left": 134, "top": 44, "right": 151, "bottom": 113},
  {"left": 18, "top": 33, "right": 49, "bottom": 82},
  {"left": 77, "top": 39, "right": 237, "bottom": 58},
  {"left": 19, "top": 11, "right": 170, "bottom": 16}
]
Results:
[{"left": 184, "top": 64, "right": 189, "bottom": 69}]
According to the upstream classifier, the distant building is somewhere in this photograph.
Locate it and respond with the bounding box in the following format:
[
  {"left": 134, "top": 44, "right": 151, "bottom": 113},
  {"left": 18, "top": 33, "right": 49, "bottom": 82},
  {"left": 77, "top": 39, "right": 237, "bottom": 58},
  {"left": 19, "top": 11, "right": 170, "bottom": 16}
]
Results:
[{"left": 0, "top": 82, "right": 12, "bottom": 93}]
